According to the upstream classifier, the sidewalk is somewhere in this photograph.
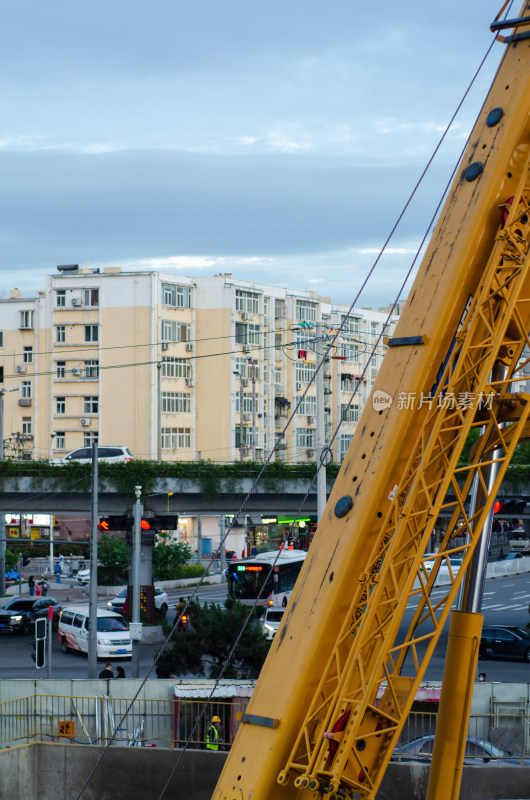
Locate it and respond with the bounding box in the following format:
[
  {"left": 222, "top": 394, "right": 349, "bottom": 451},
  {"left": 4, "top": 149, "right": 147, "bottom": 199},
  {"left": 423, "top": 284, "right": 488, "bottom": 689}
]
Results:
[{"left": 5, "top": 577, "right": 103, "bottom": 604}]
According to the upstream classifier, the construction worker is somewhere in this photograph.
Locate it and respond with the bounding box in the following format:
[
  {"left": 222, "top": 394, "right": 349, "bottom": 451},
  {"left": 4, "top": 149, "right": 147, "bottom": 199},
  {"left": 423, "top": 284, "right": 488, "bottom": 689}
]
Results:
[{"left": 206, "top": 716, "right": 222, "bottom": 750}]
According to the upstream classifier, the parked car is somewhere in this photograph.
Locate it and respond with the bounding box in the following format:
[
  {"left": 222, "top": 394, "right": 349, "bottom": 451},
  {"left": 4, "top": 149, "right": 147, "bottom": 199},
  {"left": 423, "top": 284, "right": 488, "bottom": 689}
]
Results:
[
  {"left": 53, "top": 446, "right": 134, "bottom": 465},
  {"left": 0, "top": 597, "right": 61, "bottom": 634},
  {"left": 480, "top": 625, "right": 530, "bottom": 662},
  {"left": 393, "top": 734, "right": 530, "bottom": 765},
  {"left": 261, "top": 607, "right": 284, "bottom": 640},
  {"left": 508, "top": 529, "right": 530, "bottom": 553},
  {"left": 107, "top": 587, "right": 169, "bottom": 614}
]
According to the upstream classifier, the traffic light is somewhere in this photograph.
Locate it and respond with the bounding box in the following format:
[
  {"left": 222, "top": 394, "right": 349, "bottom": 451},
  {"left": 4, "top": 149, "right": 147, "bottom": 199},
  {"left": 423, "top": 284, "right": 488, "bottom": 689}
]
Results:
[
  {"left": 32, "top": 617, "right": 46, "bottom": 669},
  {"left": 98, "top": 516, "right": 133, "bottom": 532},
  {"left": 144, "top": 516, "right": 178, "bottom": 531},
  {"left": 494, "top": 498, "right": 526, "bottom": 516}
]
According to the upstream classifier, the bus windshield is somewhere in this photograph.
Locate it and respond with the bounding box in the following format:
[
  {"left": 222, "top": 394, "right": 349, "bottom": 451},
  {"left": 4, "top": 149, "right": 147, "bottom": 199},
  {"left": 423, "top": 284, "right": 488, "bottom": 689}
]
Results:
[{"left": 227, "top": 550, "right": 307, "bottom": 606}]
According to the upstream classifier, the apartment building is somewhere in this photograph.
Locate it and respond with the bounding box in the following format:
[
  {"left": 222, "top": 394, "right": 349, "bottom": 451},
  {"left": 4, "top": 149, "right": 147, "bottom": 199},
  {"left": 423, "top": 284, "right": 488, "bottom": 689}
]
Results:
[{"left": 0, "top": 267, "right": 398, "bottom": 464}]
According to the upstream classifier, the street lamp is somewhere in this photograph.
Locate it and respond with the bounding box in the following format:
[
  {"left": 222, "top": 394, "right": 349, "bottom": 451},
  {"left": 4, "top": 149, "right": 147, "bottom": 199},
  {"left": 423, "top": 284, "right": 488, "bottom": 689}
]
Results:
[
  {"left": 233, "top": 371, "right": 244, "bottom": 461},
  {"left": 247, "top": 356, "right": 257, "bottom": 459},
  {"left": 0, "top": 386, "right": 19, "bottom": 597}
]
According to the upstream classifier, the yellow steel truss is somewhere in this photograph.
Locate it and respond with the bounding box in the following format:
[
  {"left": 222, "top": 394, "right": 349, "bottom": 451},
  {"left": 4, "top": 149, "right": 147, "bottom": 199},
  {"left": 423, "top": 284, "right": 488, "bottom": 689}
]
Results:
[{"left": 278, "top": 161, "right": 530, "bottom": 798}]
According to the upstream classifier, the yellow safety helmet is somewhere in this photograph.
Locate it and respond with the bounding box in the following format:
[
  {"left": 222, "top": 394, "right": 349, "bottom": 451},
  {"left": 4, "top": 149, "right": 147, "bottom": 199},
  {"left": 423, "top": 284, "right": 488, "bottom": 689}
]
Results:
[{"left": 212, "top": 716, "right": 221, "bottom": 723}]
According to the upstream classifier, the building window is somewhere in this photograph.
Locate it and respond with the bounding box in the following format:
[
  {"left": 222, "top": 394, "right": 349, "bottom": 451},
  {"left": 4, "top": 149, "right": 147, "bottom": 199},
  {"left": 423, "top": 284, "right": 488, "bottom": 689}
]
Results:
[
  {"left": 56, "top": 397, "right": 66, "bottom": 414},
  {"left": 0, "top": 367, "right": 3, "bottom": 383},
  {"left": 263, "top": 297, "right": 270, "bottom": 317},
  {"left": 296, "top": 429, "right": 315, "bottom": 448},
  {"left": 161, "top": 392, "right": 191, "bottom": 413},
  {"left": 83, "top": 288, "right": 99, "bottom": 307},
  {"left": 84, "top": 325, "right": 98, "bottom": 343},
  {"left": 21, "top": 380, "right": 32, "bottom": 399},
  {"left": 0, "top": 331, "right": 4, "bottom": 348},
  {"left": 235, "top": 323, "right": 260, "bottom": 345},
  {"left": 22, "top": 417, "right": 32, "bottom": 436},
  {"left": 235, "top": 289, "right": 259, "bottom": 314},
  {"left": 161, "top": 320, "right": 190, "bottom": 343},
  {"left": 297, "top": 395, "right": 316, "bottom": 415},
  {"left": 340, "top": 433, "right": 353, "bottom": 460},
  {"left": 162, "top": 284, "right": 191, "bottom": 308},
  {"left": 83, "top": 396, "right": 99, "bottom": 414},
  {"left": 161, "top": 358, "right": 190, "bottom": 378},
  {"left": 55, "top": 432, "right": 65, "bottom": 449},
  {"left": 295, "top": 301, "right": 316, "bottom": 323},
  {"left": 234, "top": 357, "right": 249, "bottom": 379},
  {"left": 56, "top": 361, "right": 66, "bottom": 378},
  {"left": 161, "top": 427, "right": 191, "bottom": 449},
  {"left": 23, "top": 346, "right": 33, "bottom": 363},
  {"left": 275, "top": 333, "right": 282, "bottom": 349},
  {"left": 274, "top": 366, "right": 283, "bottom": 385},
  {"left": 235, "top": 393, "right": 256, "bottom": 414},
  {"left": 56, "top": 326, "right": 66, "bottom": 343},
  {"left": 19, "top": 310, "right": 34, "bottom": 329},
  {"left": 84, "top": 360, "right": 99, "bottom": 379},
  {"left": 341, "top": 404, "right": 359, "bottom": 423},
  {"left": 56, "top": 290, "right": 66, "bottom": 307},
  {"left": 84, "top": 431, "right": 99, "bottom": 447},
  {"left": 295, "top": 363, "right": 316, "bottom": 384}
]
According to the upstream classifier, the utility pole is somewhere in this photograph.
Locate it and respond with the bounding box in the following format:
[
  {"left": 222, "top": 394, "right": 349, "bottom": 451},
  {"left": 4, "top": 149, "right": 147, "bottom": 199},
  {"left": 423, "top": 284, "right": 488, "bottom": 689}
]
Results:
[
  {"left": 0, "top": 386, "right": 19, "bottom": 598},
  {"left": 131, "top": 485, "right": 142, "bottom": 678},
  {"left": 248, "top": 355, "right": 257, "bottom": 459},
  {"left": 157, "top": 361, "right": 162, "bottom": 462},
  {"left": 315, "top": 323, "right": 327, "bottom": 521},
  {"left": 88, "top": 440, "right": 99, "bottom": 678}
]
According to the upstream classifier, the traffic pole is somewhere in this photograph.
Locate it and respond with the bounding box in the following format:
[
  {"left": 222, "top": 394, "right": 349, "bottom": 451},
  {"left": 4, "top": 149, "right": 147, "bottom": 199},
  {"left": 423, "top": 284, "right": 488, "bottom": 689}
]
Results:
[{"left": 47, "top": 605, "right": 53, "bottom": 678}]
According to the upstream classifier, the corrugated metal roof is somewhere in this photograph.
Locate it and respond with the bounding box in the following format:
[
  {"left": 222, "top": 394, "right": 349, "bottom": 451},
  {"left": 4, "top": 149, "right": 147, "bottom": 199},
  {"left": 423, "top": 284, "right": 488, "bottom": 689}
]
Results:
[{"left": 173, "top": 680, "right": 256, "bottom": 699}]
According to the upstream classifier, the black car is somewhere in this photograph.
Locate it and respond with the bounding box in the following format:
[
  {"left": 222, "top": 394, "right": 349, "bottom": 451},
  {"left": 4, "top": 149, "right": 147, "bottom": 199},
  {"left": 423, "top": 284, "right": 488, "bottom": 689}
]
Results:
[
  {"left": 0, "top": 597, "right": 61, "bottom": 633},
  {"left": 480, "top": 625, "right": 530, "bottom": 662}
]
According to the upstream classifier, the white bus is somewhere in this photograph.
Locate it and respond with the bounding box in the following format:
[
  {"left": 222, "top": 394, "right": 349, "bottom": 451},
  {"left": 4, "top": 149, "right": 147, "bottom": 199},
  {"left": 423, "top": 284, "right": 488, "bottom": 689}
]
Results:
[{"left": 226, "top": 549, "right": 307, "bottom": 608}]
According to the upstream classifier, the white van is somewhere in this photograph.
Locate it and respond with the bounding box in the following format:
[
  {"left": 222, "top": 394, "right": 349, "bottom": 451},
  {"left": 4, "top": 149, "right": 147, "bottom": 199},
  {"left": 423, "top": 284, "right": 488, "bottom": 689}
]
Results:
[
  {"left": 508, "top": 530, "right": 530, "bottom": 553},
  {"left": 58, "top": 605, "right": 132, "bottom": 659}
]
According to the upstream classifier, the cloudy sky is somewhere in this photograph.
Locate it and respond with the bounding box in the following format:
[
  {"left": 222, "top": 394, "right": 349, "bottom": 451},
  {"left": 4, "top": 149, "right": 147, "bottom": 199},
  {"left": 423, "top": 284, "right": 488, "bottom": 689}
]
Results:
[{"left": 0, "top": 0, "right": 505, "bottom": 308}]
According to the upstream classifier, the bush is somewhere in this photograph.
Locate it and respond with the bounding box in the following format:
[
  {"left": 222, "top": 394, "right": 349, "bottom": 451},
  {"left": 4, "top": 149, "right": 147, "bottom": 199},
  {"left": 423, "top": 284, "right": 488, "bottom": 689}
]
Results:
[
  {"left": 152, "top": 539, "right": 193, "bottom": 580},
  {"left": 155, "top": 597, "right": 270, "bottom": 679}
]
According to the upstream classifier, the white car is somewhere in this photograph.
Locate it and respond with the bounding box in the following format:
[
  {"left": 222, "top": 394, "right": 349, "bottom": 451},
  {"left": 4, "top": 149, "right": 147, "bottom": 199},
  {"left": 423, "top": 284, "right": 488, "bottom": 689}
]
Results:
[
  {"left": 53, "top": 446, "right": 134, "bottom": 465},
  {"left": 107, "top": 587, "right": 169, "bottom": 614},
  {"left": 76, "top": 568, "right": 91, "bottom": 584},
  {"left": 261, "top": 607, "right": 284, "bottom": 640}
]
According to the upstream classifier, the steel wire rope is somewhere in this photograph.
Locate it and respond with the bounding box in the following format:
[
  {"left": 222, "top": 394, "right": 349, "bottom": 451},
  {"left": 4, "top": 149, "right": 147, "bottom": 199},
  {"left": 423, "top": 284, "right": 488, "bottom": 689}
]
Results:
[{"left": 71, "top": 21, "right": 503, "bottom": 800}]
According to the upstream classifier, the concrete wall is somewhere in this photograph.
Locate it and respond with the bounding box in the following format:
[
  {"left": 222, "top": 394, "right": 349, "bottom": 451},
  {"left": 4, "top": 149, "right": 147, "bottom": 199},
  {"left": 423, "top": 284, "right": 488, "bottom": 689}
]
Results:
[{"left": 1, "top": 743, "right": 528, "bottom": 800}]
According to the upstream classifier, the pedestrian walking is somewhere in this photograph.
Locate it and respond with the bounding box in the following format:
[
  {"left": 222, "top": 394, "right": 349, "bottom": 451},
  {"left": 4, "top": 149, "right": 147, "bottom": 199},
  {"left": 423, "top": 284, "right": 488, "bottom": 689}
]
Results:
[
  {"left": 98, "top": 663, "right": 114, "bottom": 679},
  {"left": 40, "top": 577, "right": 48, "bottom": 596},
  {"left": 54, "top": 562, "right": 62, "bottom": 583},
  {"left": 28, "top": 575, "right": 35, "bottom": 596}
]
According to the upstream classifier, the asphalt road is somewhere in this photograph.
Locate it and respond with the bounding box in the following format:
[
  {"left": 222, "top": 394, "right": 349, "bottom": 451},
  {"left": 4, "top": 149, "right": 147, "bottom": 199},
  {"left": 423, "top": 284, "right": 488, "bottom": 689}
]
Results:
[{"left": 0, "top": 574, "right": 528, "bottom": 681}]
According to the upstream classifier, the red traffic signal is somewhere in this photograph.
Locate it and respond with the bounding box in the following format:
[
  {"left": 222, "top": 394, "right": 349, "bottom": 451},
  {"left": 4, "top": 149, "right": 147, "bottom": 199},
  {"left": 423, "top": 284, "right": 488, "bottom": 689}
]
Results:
[
  {"left": 140, "top": 519, "right": 151, "bottom": 530},
  {"left": 493, "top": 500, "right": 503, "bottom": 514},
  {"left": 98, "top": 520, "right": 110, "bottom": 530}
]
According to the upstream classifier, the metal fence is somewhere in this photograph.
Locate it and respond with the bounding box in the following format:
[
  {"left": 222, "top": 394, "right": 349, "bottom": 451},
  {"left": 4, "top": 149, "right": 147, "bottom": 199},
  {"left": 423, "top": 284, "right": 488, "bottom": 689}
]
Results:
[
  {"left": 1, "top": 697, "right": 528, "bottom": 764},
  {"left": 0, "top": 695, "right": 242, "bottom": 751}
]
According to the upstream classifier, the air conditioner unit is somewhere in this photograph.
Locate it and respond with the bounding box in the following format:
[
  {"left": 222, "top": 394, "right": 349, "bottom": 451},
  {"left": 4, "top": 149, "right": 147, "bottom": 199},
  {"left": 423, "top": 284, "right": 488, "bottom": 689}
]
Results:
[
  {"left": 307, "top": 415, "right": 315, "bottom": 424},
  {"left": 243, "top": 344, "right": 251, "bottom": 352},
  {"left": 306, "top": 448, "right": 315, "bottom": 458},
  {"left": 15, "top": 364, "right": 26, "bottom": 373},
  {"left": 71, "top": 367, "right": 81, "bottom": 375},
  {"left": 80, "top": 417, "right": 91, "bottom": 427},
  {"left": 185, "top": 378, "right": 194, "bottom": 387},
  {"left": 72, "top": 298, "right": 82, "bottom": 306},
  {"left": 240, "top": 379, "right": 248, "bottom": 387},
  {"left": 185, "top": 343, "right": 194, "bottom": 352},
  {"left": 241, "top": 312, "right": 250, "bottom": 320},
  {"left": 241, "top": 446, "right": 250, "bottom": 456},
  {"left": 243, "top": 413, "right": 251, "bottom": 422},
  {"left": 296, "top": 382, "right": 303, "bottom": 391},
  {"left": 161, "top": 342, "right": 169, "bottom": 351},
  {"left": 18, "top": 398, "right": 31, "bottom": 407}
]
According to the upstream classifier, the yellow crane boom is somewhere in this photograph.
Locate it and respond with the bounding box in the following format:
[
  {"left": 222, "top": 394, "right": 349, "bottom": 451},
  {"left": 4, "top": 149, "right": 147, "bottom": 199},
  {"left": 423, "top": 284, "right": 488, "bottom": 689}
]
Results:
[{"left": 212, "top": 4, "right": 530, "bottom": 799}]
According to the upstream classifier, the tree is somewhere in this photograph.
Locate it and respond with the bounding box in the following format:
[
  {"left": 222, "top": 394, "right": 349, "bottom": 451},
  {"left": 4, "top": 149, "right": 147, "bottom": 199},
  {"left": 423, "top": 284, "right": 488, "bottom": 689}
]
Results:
[
  {"left": 5, "top": 549, "right": 18, "bottom": 572},
  {"left": 98, "top": 534, "right": 129, "bottom": 585},
  {"left": 152, "top": 537, "right": 192, "bottom": 580},
  {"left": 155, "top": 597, "right": 270, "bottom": 679}
]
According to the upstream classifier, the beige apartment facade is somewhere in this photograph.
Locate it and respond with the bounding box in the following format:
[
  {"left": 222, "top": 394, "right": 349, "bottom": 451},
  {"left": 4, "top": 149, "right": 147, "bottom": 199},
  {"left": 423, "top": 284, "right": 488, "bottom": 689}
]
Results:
[{"left": 0, "top": 267, "right": 398, "bottom": 465}]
